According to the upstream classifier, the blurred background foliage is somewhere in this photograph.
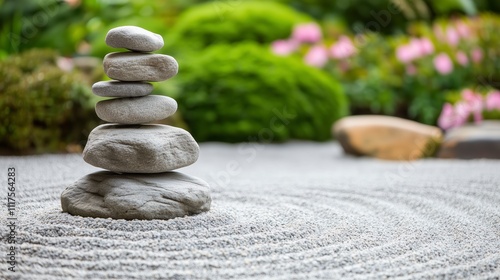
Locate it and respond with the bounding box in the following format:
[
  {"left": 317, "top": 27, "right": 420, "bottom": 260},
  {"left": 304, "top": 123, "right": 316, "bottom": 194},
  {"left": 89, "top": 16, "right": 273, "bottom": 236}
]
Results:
[
  {"left": 165, "top": 1, "right": 311, "bottom": 55},
  {"left": 0, "top": 49, "right": 101, "bottom": 154},
  {"left": 0, "top": 0, "right": 499, "bottom": 153},
  {"left": 175, "top": 42, "right": 347, "bottom": 142}
]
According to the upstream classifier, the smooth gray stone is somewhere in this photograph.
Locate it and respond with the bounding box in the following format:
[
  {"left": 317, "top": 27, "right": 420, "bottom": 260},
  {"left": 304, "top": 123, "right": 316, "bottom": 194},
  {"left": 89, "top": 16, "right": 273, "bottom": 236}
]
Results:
[
  {"left": 92, "top": 81, "right": 153, "bottom": 97},
  {"left": 95, "top": 95, "right": 177, "bottom": 124},
  {"left": 105, "top": 26, "right": 164, "bottom": 52},
  {"left": 61, "top": 171, "right": 211, "bottom": 220},
  {"left": 438, "top": 121, "right": 500, "bottom": 159},
  {"left": 103, "top": 52, "right": 178, "bottom": 82},
  {"left": 83, "top": 124, "right": 199, "bottom": 173}
]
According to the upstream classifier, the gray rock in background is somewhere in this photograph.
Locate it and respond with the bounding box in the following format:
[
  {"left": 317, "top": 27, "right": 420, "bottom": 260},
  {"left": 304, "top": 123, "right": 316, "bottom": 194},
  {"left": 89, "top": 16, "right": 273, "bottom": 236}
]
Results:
[
  {"left": 103, "top": 52, "right": 178, "bottom": 82},
  {"left": 105, "top": 26, "right": 164, "bottom": 52},
  {"left": 92, "top": 81, "right": 153, "bottom": 97},
  {"left": 83, "top": 124, "right": 199, "bottom": 173},
  {"left": 61, "top": 171, "right": 211, "bottom": 220},
  {"left": 438, "top": 121, "right": 500, "bottom": 159},
  {"left": 95, "top": 95, "right": 177, "bottom": 124}
]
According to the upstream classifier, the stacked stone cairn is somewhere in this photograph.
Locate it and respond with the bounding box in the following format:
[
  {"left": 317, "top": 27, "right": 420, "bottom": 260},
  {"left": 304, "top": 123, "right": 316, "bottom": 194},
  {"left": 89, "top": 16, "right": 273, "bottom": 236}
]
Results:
[{"left": 61, "top": 26, "right": 211, "bottom": 220}]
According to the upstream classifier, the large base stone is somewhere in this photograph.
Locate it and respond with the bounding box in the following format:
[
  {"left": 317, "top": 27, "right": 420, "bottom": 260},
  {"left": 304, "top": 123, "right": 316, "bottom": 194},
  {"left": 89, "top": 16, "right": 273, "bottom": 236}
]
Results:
[{"left": 61, "top": 171, "right": 211, "bottom": 220}]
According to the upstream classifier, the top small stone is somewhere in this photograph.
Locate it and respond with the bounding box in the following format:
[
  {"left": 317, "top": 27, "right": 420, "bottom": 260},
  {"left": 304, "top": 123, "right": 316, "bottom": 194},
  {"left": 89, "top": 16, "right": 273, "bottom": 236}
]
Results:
[{"left": 105, "top": 26, "right": 164, "bottom": 52}]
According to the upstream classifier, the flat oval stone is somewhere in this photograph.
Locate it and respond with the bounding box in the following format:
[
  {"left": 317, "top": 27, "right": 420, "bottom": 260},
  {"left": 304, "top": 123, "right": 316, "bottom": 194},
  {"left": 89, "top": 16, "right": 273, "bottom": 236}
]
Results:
[
  {"left": 61, "top": 171, "right": 211, "bottom": 220},
  {"left": 438, "top": 121, "right": 500, "bottom": 159},
  {"left": 105, "top": 26, "right": 164, "bottom": 52},
  {"left": 83, "top": 124, "right": 199, "bottom": 173},
  {"left": 95, "top": 95, "right": 177, "bottom": 124},
  {"left": 103, "top": 52, "right": 178, "bottom": 82},
  {"left": 333, "top": 115, "right": 443, "bottom": 160},
  {"left": 92, "top": 81, "right": 153, "bottom": 97}
]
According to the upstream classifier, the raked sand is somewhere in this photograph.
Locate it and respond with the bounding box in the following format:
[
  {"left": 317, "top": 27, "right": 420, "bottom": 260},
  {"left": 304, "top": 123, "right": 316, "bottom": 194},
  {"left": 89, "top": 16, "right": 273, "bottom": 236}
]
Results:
[{"left": 0, "top": 142, "right": 499, "bottom": 279}]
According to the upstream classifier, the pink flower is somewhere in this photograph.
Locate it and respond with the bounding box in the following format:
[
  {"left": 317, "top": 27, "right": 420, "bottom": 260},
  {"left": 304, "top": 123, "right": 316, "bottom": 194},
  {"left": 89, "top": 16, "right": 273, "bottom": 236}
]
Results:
[
  {"left": 446, "top": 26, "right": 460, "bottom": 46},
  {"left": 433, "top": 53, "right": 454, "bottom": 75},
  {"left": 292, "top": 23, "right": 322, "bottom": 44},
  {"left": 461, "top": 89, "right": 478, "bottom": 102},
  {"left": 396, "top": 44, "right": 419, "bottom": 63},
  {"left": 455, "top": 20, "right": 471, "bottom": 39},
  {"left": 304, "top": 45, "right": 329, "bottom": 68},
  {"left": 396, "top": 38, "right": 432, "bottom": 63},
  {"left": 462, "top": 89, "right": 483, "bottom": 123},
  {"left": 486, "top": 91, "right": 500, "bottom": 111},
  {"left": 456, "top": 51, "right": 469, "bottom": 66},
  {"left": 419, "top": 38, "right": 434, "bottom": 55},
  {"left": 406, "top": 64, "right": 417, "bottom": 76},
  {"left": 471, "top": 48, "right": 483, "bottom": 63},
  {"left": 437, "top": 92, "right": 486, "bottom": 130},
  {"left": 330, "top": 36, "right": 357, "bottom": 60},
  {"left": 454, "top": 102, "right": 471, "bottom": 126},
  {"left": 271, "top": 40, "right": 298, "bottom": 56},
  {"left": 409, "top": 38, "right": 424, "bottom": 59},
  {"left": 438, "top": 103, "right": 457, "bottom": 130},
  {"left": 396, "top": 45, "right": 412, "bottom": 63}
]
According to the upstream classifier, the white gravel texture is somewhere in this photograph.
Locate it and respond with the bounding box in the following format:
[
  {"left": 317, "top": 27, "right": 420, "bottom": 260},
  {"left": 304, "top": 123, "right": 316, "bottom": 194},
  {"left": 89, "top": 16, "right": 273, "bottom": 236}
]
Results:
[{"left": 0, "top": 142, "right": 499, "bottom": 279}]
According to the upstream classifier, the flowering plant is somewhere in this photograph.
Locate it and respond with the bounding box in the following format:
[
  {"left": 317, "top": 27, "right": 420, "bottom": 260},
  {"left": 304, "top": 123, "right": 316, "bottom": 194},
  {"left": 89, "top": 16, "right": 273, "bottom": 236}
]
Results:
[
  {"left": 272, "top": 23, "right": 402, "bottom": 116},
  {"left": 270, "top": 14, "right": 500, "bottom": 126},
  {"left": 271, "top": 22, "right": 356, "bottom": 68},
  {"left": 438, "top": 88, "right": 500, "bottom": 130}
]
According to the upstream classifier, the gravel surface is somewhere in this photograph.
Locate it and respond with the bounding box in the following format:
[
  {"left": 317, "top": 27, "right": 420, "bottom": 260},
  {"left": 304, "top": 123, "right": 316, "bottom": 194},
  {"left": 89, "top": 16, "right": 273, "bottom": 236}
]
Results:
[{"left": 0, "top": 142, "right": 499, "bottom": 279}]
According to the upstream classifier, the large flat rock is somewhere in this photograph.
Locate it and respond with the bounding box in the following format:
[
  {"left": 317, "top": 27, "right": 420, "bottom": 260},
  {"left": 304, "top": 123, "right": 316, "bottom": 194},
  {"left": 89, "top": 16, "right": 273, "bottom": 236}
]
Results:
[
  {"left": 83, "top": 124, "right": 199, "bottom": 173},
  {"left": 103, "top": 52, "right": 178, "bottom": 82},
  {"left": 334, "top": 115, "right": 443, "bottom": 160},
  {"left": 61, "top": 171, "right": 211, "bottom": 220}
]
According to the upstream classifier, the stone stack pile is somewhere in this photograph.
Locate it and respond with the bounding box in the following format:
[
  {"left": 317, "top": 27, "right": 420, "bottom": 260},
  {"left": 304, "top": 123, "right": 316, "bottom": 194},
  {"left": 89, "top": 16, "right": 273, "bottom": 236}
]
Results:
[{"left": 61, "top": 26, "right": 211, "bottom": 220}]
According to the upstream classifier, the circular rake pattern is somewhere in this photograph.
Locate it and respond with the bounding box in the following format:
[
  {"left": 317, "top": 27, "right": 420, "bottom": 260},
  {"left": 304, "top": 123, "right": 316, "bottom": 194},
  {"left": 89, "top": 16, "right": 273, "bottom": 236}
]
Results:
[{"left": 3, "top": 144, "right": 500, "bottom": 279}]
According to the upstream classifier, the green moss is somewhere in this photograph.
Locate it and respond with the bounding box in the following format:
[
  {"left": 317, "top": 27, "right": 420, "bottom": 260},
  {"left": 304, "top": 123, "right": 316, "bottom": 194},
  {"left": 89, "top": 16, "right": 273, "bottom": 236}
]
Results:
[
  {"left": 176, "top": 43, "right": 348, "bottom": 142},
  {"left": 0, "top": 49, "right": 99, "bottom": 154}
]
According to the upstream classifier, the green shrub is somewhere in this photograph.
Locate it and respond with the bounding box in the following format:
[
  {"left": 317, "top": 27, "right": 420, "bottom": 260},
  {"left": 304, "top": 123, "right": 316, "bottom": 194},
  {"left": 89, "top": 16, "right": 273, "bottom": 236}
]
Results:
[
  {"left": 168, "top": 1, "right": 311, "bottom": 52},
  {"left": 0, "top": 49, "right": 99, "bottom": 154},
  {"left": 175, "top": 43, "right": 348, "bottom": 142}
]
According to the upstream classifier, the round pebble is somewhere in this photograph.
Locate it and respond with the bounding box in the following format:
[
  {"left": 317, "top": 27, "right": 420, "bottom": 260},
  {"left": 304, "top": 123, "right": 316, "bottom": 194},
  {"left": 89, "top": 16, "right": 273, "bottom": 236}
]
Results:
[{"left": 105, "top": 26, "right": 164, "bottom": 52}]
